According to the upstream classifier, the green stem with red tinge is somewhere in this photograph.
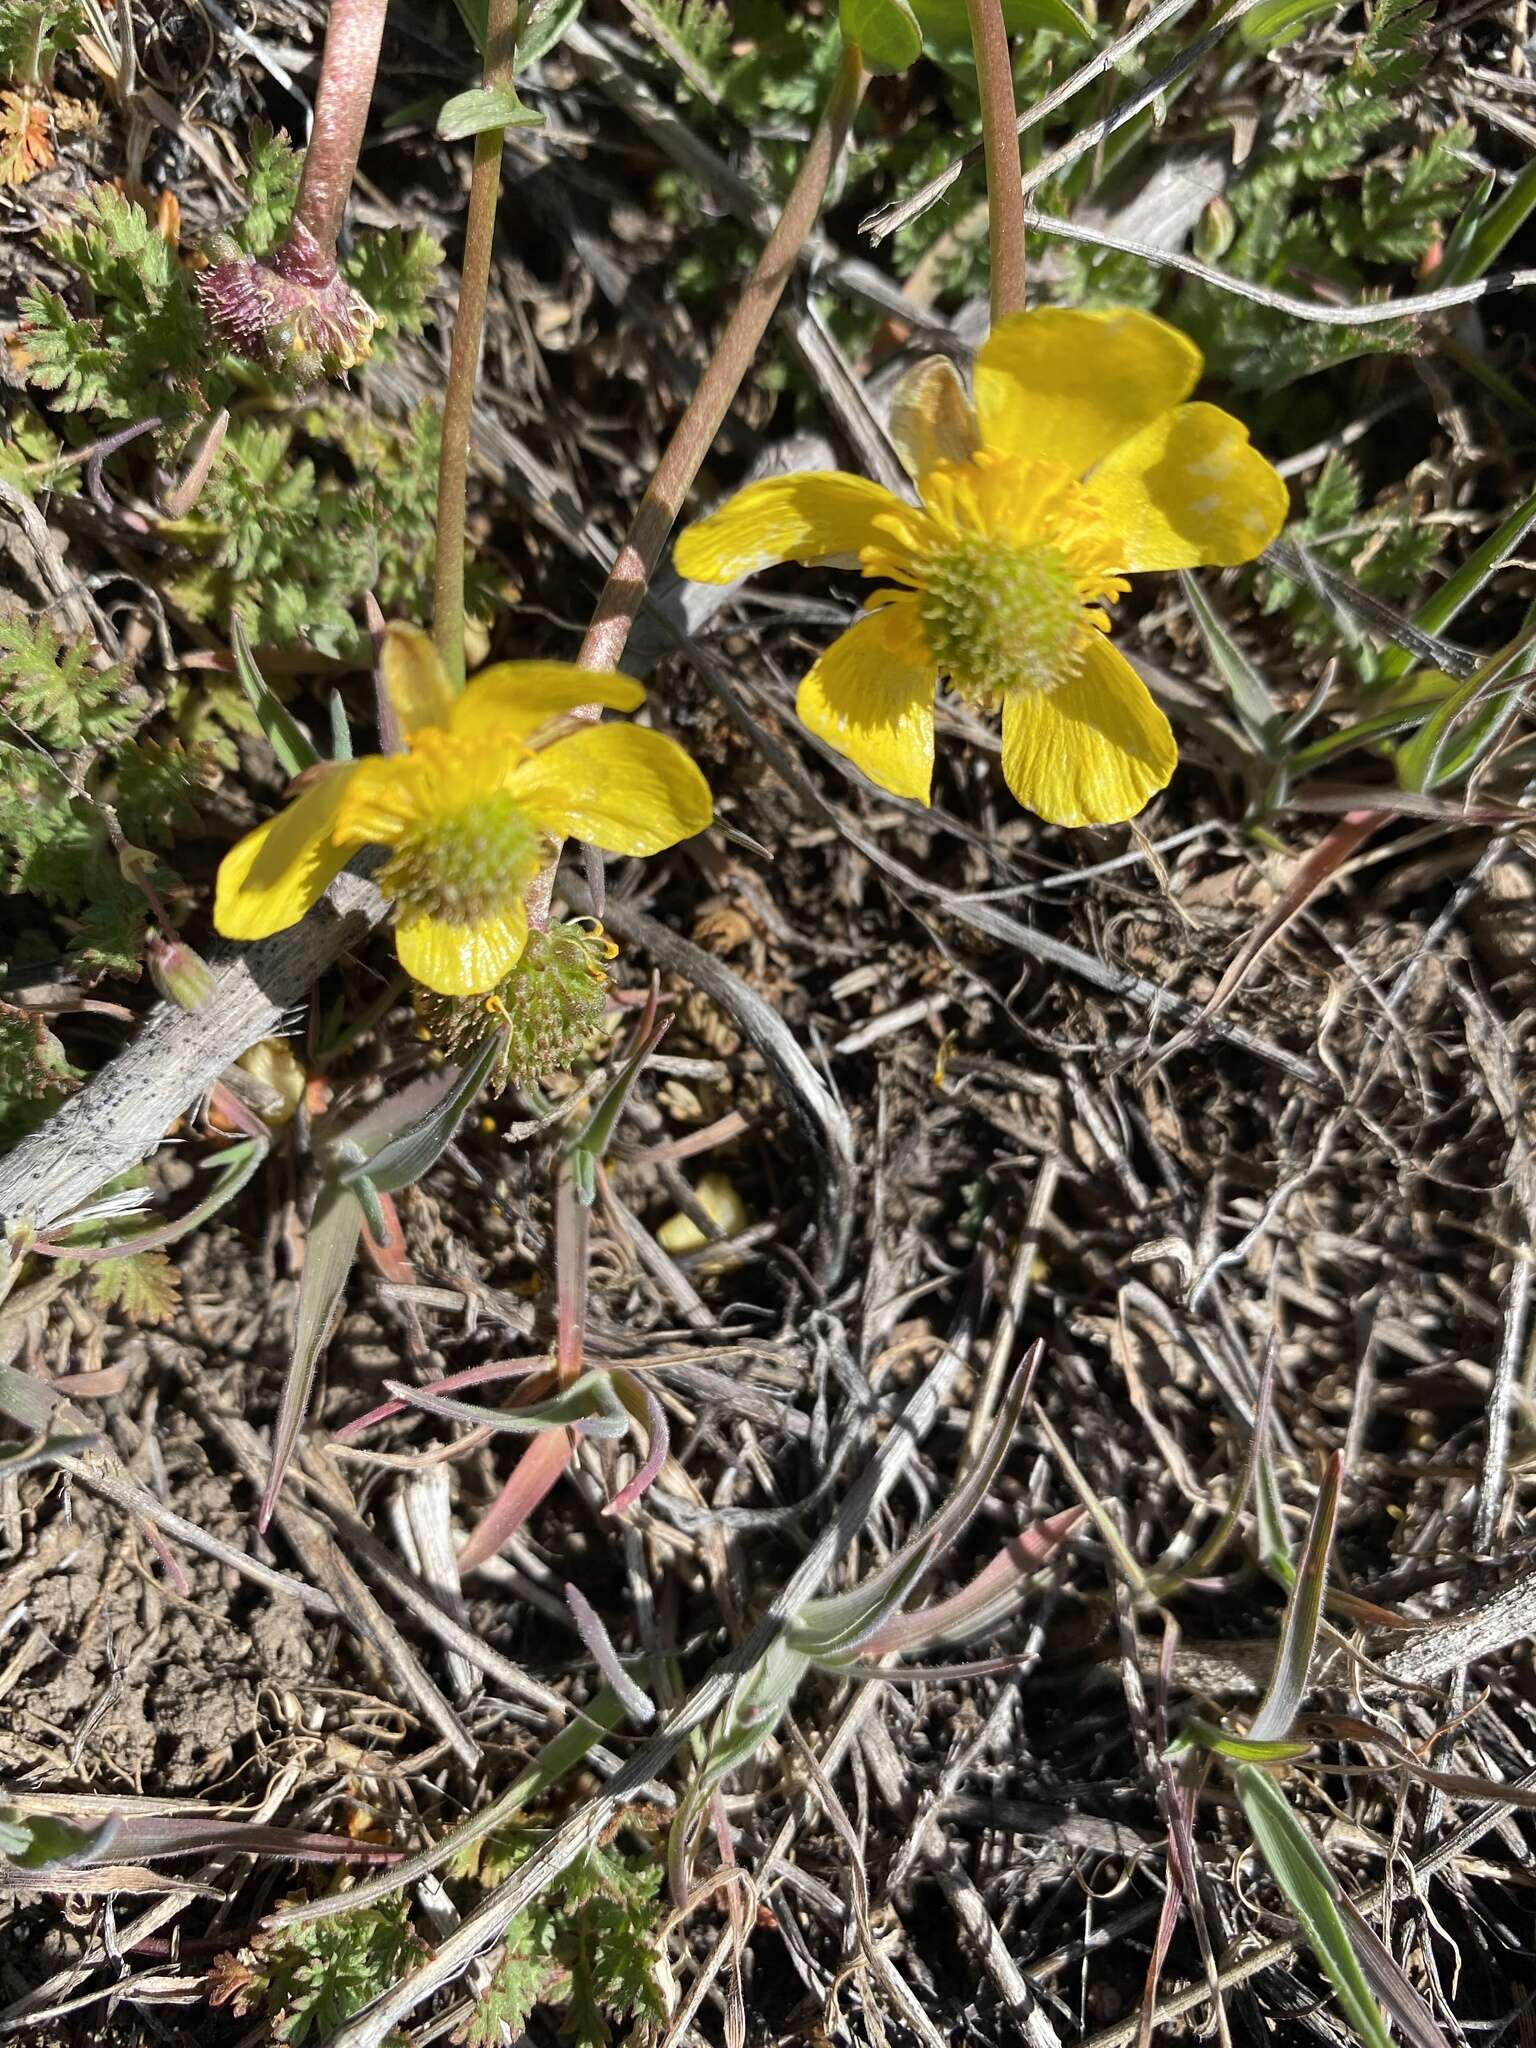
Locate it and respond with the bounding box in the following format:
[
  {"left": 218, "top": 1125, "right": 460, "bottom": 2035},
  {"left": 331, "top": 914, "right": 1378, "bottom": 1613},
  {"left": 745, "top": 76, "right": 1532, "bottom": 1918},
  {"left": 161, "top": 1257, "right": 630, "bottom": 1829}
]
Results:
[
  {"left": 574, "top": 36, "right": 867, "bottom": 679},
  {"left": 522, "top": 36, "right": 866, "bottom": 928},
  {"left": 432, "top": 0, "right": 521, "bottom": 687},
  {"left": 965, "top": 0, "right": 1028, "bottom": 324}
]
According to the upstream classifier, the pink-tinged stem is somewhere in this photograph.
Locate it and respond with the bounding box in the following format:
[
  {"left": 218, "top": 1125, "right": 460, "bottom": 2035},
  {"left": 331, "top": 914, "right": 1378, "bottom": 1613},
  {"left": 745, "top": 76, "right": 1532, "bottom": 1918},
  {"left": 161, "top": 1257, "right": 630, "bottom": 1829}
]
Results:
[
  {"left": 458, "top": 1424, "right": 572, "bottom": 1571},
  {"left": 287, "top": 0, "right": 390, "bottom": 281},
  {"left": 964, "top": 0, "right": 1027, "bottom": 324},
  {"left": 522, "top": 39, "right": 865, "bottom": 929},
  {"left": 432, "top": 0, "right": 521, "bottom": 685},
  {"left": 575, "top": 39, "right": 866, "bottom": 679}
]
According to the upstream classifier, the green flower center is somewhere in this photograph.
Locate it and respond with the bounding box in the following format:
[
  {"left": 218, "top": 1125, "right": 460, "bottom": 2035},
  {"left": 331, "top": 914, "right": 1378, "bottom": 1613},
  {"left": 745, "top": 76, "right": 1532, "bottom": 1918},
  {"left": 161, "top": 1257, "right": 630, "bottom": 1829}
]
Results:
[
  {"left": 917, "top": 535, "right": 1087, "bottom": 707},
  {"left": 379, "top": 795, "right": 544, "bottom": 927}
]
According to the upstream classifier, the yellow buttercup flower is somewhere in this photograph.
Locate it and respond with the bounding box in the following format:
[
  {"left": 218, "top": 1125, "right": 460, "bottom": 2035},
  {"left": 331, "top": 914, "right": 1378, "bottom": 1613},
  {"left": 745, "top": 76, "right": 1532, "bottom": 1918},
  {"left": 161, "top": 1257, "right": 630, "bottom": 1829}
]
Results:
[
  {"left": 674, "top": 307, "right": 1288, "bottom": 827},
  {"left": 214, "top": 625, "right": 712, "bottom": 996}
]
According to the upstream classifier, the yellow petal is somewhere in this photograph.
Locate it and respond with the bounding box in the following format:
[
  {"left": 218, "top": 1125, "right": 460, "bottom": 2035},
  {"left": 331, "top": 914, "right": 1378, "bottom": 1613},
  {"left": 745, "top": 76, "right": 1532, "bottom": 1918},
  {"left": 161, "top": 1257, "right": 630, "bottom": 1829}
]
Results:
[
  {"left": 974, "top": 309, "right": 1202, "bottom": 478},
  {"left": 673, "top": 472, "right": 904, "bottom": 583},
  {"left": 999, "top": 637, "right": 1175, "bottom": 827},
  {"left": 330, "top": 749, "right": 437, "bottom": 850},
  {"left": 213, "top": 767, "right": 356, "bottom": 941},
  {"left": 1087, "top": 402, "right": 1289, "bottom": 570},
  {"left": 381, "top": 623, "right": 455, "bottom": 739},
  {"left": 507, "top": 723, "right": 712, "bottom": 854},
  {"left": 394, "top": 902, "right": 529, "bottom": 996},
  {"left": 451, "top": 663, "right": 644, "bottom": 742},
  {"left": 889, "top": 356, "right": 980, "bottom": 483},
  {"left": 797, "top": 608, "right": 936, "bottom": 803},
  {"left": 657, "top": 1171, "right": 750, "bottom": 1254}
]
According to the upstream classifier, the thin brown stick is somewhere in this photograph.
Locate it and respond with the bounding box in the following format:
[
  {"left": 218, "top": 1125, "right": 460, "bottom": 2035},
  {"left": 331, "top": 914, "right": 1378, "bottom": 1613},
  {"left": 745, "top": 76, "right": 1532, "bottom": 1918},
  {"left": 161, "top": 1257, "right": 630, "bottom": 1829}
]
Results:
[
  {"left": 965, "top": 0, "right": 1026, "bottom": 322},
  {"left": 432, "top": 0, "right": 520, "bottom": 685}
]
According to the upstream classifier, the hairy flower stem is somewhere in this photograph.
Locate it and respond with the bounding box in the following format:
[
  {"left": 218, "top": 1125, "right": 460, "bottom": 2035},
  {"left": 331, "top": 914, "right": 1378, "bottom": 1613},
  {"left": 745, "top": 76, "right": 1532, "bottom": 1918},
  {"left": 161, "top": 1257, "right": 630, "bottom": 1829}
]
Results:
[
  {"left": 432, "top": 0, "right": 521, "bottom": 687},
  {"left": 286, "top": 0, "right": 390, "bottom": 284},
  {"left": 965, "top": 0, "right": 1027, "bottom": 324},
  {"left": 575, "top": 38, "right": 867, "bottom": 679}
]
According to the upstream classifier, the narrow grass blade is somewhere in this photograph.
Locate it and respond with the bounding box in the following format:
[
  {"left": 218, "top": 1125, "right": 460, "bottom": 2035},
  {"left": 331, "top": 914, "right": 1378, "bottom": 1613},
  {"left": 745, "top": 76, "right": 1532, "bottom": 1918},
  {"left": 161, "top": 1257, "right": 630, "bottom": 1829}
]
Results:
[
  {"left": 1180, "top": 570, "right": 1280, "bottom": 757},
  {"left": 1034, "top": 1406, "right": 1149, "bottom": 1596},
  {"left": 1437, "top": 158, "right": 1536, "bottom": 290},
  {"left": 793, "top": 1346, "right": 1045, "bottom": 1659},
  {"left": 1249, "top": 1452, "right": 1342, "bottom": 1742},
  {"left": 1378, "top": 484, "right": 1536, "bottom": 686},
  {"left": 1336, "top": 1896, "right": 1457, "bottom": 2048},
  {"left": 1151, "top": 816, "right": 1379, "bottom": 1074},
  {"left": 1181, "top": 1716, "right": 1314, "bottom": 1765},
  {"left": 260, "top": 1180, "right": 364, "bottom": 1532},
  {"left": 1234, "top": 1763, "right": 1393, "bottom": 2048},
  {"left": 1394, "top": 632, "right": 1535, "bottom": 793}
]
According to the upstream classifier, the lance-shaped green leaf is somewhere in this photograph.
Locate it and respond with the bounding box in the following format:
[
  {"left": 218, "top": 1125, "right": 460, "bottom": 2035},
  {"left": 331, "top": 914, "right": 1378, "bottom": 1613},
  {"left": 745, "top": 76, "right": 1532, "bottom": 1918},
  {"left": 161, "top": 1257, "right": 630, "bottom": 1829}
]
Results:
[
  {"left": 438, "top": 80, "right": 542, "bottom": 140},
  {"left": 697, "top": 1635, "right": 813, "bottom": 1799},
  {"left": 1179, "top": 570, "right": 1281, "bottom": 761},
  {"left": 1, "top": 1810, "right": 122, "bottom": 1870},
  {"left": 326, "top": 1029, "right": 506, "bottom": 1196},
  {"left": 1234, "top": 1763, "right": 1393, "bottom": 2048},
  {"left": 259, "top": 1180, "right": 365, "bottom": 1532},
  {"left": 231, "top": 612, "right": 319, "bottom": 777},
  {"left": 1178, "top": 1716, "right": 1314, "bottom": 1766},
  {"left": 37, "top": 1139, "right": 267, "bottom": 1263},
  {"left": 856, "top": 1506, "right": 1083, "bottom": 1658},
  {"left": 383, "top": 1369, "right": 629, "bottom": 1439},
  {"left": 841, "top": 0, "right": 921, "bottom": 72},
  {"left": 1239, "top": 0, "right": 1343, "bottom": 48},
  {"left": 1248, "top": 1452, "right": 1341, "bottom": 1743},
  {"left": 792, "top": 1347, "right": 1042, "bottom": 1662},
  {"left": 454, "top": 0, "right": 581, "bottom": 62}
]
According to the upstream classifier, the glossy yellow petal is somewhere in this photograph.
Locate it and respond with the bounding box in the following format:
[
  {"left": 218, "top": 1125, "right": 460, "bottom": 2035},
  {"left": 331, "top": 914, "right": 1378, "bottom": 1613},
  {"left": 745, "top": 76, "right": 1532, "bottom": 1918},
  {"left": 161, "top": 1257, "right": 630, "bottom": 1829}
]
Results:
[
  {"left": 394, "top": 902, "right": 529, "bottom": 996},
  {"left": 507, "top": 723, "right": 712, "bottom": 854},
  {"left": 330, "top": 749, "right": 440, "bottom": 850},
  {"left": 974, "top": 309, "right": 1202, "bottom": 478},
  {"left": 674, "top": 472, "right": 905, "bottom": 583},
  {"left": 999, "top": 637, "right": 1175, "bottom": 827},
  {"left": 213, "top": 767, "right": 357, "bottom": 941},
  {"left": 1087, "top": 402, "right": 1289, "bottom": 570},
  {"left": 381, "top": 623, "right": 455, "bottom": 740},
  {"left": 889, "top": 355, "right": 980, "bottom": 483},
  {"left": 451, "top": 663, "right": 644, "bottom": 742},
  {"left": 797, "top": 607, "right": 936, "bottom": 804}
]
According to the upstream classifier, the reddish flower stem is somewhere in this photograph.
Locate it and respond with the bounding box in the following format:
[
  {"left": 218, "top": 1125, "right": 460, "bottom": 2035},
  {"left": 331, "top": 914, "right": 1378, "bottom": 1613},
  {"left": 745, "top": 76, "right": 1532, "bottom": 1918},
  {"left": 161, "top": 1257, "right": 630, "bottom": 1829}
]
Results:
[
  {"left": 575, "top": 37, "right": 867, "bottom": 678},
  {"left": 523, "top": 37, "right": 865, "bottom": 928},
  {"left": 286, "top": 0, "right": 390, "bottom": 283},
  {"left": 965, "top": 0, "right": 1027, "bottom": 324},
  {"left": 432, "top": 0, "right": 521, "bottom": 686}
]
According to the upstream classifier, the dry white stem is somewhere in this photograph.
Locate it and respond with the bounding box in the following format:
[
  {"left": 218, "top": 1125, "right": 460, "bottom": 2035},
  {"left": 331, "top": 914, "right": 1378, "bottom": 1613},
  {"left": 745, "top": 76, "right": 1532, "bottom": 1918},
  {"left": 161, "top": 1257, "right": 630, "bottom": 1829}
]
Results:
[{"left": 0, "top": 867, "right": 386, "bottom": 1251}]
